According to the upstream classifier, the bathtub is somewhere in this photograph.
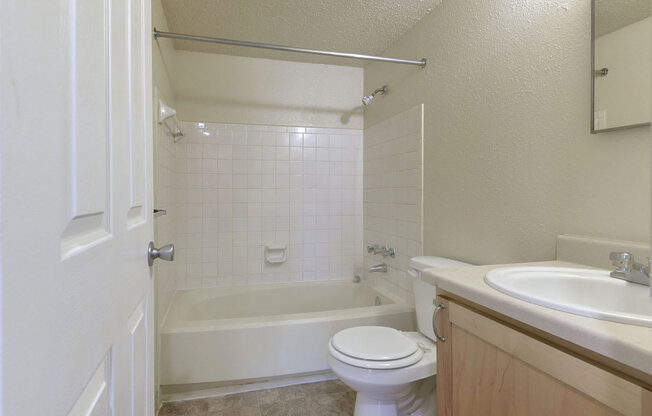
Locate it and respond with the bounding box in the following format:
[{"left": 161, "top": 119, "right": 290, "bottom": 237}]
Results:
[{"left": 159, "top": 280, "right": 415, "bottom": 387}]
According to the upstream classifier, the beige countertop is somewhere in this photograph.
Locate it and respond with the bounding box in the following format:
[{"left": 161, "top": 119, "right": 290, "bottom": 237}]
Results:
[{"left": 422, "top": 260, "right": 652, "bottom": 377}]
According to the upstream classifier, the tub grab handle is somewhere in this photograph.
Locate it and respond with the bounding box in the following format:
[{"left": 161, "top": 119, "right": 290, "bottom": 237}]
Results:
[{"left": 432, "top": 302, "right": 446, "bottom": 342}]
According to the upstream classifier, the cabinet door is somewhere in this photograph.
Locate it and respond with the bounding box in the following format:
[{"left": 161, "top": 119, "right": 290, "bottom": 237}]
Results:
[
  {"left": 436, "top": 297, "right": 652, "bottom": 416},
  {"left": 435, "top": 296, "right": 453, "bottom": 415}
]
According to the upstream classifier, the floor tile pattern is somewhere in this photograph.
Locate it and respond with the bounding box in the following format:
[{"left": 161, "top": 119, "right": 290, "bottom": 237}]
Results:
[{"left": 159, "top": 380, "right": 356, "bottom": 416}]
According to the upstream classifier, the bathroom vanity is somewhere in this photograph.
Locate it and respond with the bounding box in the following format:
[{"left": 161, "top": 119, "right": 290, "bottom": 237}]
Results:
[{"left": 424, "top": 248, "right": 652, "bottom": 415}]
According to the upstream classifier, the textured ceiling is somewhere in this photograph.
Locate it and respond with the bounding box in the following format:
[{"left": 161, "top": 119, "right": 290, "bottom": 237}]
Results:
[
  {"left": 595, "top": 0, "right": 650, "bottom": 37},
  {"left": 160, "top": 0, "right": 441, "bottom": 67}
]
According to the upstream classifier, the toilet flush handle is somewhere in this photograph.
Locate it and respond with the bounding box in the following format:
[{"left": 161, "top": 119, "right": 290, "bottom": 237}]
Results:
[{"left": 432, "top": 301, "right": 446, "bottom": 342}]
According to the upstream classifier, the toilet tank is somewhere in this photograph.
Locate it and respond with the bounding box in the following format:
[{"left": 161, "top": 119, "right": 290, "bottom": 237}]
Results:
[{"left": 409, "top": 256, "right": 470, "bottom": 341}]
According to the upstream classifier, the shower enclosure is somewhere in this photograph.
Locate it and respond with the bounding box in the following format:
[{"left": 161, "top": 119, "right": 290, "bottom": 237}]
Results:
[{"left": 152, "top": 0, "right": 424, "bottom": 398}]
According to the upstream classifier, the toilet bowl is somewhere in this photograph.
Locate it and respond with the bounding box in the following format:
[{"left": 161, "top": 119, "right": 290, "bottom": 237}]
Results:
[
  {"left": 328, "top": 328, "right": 437, "bottom": 416},
  {"left": 328, "top": 256, "right": 470, "bottom": 416}
]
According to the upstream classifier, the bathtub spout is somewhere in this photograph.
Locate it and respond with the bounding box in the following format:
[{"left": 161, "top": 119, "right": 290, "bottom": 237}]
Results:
[{"left": 368, "top": 264, "right": 388, "bottom": 273}]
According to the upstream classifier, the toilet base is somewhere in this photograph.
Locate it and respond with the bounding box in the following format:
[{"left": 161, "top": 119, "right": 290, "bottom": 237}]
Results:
[
  {"left": 354, "top": 394, "right": 398, "bottom": 416},
  {"left": 350, "top": 377, "right": 437, "bottom": 416},
  {"left": 327, "top": 336, "right": 438, "bottom": 416}
]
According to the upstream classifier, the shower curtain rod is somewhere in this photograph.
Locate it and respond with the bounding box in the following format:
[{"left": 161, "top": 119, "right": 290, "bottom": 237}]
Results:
[{"left": 153, "top": 29, "right": 427, "bottom": 67}]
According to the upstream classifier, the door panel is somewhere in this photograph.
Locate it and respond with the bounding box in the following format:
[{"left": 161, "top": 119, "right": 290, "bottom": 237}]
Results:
[
  {"left": 1, "top": 0, "right": 154, "bottom": 414},
  {"left": 114, "top": 297, "right": 151, "bottom": 416},
  {"left": 129, "top": 300, "right": 149, "bottom": 416},
  {"left": 71, "top": 0, "right": 109, "bottom": 219},
  {"left": 67, "top": 356, "right": 112, "bottom": 416},
  {"left": 128, "top": 0, "right": 148, "bottom": 223},
  {"left": 62, "top": 0, "right": 111, "bottom": 258}
]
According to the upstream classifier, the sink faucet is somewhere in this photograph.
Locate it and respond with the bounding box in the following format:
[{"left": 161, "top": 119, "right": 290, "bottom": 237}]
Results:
[
  {"left": 609, "top": 252, "right": 650, "bottom": 286},
  {"left": 368, "top": 264, "right": 388, "bottom": 273}
]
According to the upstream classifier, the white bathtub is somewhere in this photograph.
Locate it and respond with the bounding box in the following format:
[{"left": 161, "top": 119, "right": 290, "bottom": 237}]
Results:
[{"left": 159, "top": 281, "right": 414, "bottom": 386}]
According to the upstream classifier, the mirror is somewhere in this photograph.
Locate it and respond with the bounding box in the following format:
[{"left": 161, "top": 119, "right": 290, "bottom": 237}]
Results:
[{"left": 592, "top": 0, "right": 651, "bottom": 133}]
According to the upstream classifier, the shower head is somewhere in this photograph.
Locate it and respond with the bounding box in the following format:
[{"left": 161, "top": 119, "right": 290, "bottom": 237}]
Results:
[{"left": 362, "top": 85, "right": 388, "bottom": 106}]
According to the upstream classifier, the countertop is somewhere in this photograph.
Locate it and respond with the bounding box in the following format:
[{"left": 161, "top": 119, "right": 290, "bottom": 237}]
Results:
[{"left": 422, "top": 260, "right": 652, "bottom": 377}]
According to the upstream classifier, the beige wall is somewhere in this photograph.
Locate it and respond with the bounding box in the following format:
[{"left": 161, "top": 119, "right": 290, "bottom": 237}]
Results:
[
  {"left": 364, "top": 0, "right": 650, "bottom": 265},
  {"left": 169, "top": 50, "right": 364, "bottom": 129}
]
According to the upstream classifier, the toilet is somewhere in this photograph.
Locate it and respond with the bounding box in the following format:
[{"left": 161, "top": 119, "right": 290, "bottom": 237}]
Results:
[{"left": 328, "top": 256, "right": 470, "bottom": 416}]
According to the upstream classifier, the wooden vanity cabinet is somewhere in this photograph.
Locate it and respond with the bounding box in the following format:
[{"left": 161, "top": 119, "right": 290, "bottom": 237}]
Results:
[{"left": 435, "top": 295, "right": 652, "bottom": 416}]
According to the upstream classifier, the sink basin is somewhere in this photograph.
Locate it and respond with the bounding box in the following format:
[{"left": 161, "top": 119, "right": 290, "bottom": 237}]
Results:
[{"left": 484, "top": 267, "right": 652, "bottom": 327}]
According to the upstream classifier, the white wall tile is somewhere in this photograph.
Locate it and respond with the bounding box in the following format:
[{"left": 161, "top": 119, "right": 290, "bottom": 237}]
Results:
[
  {"left": 364, "top": 106, "right": 423, "bottom": 302},
  {"left": 170, "top": 121, "right": 363, "bottom": 288}
]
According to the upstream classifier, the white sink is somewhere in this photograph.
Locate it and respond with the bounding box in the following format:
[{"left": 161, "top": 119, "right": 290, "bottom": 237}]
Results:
[{"left": 484, "top": 267, "right": 652, "bottom": 327}]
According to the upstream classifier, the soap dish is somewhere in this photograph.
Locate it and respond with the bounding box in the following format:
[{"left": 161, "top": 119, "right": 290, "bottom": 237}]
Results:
[{"left": 265, "top": 245, "right": 288, "bottom": 264}]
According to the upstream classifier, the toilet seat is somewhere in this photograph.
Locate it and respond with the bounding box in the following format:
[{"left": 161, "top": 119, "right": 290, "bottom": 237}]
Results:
[{"left": 329, "top": 326, "right": 424, "bottom": 369}]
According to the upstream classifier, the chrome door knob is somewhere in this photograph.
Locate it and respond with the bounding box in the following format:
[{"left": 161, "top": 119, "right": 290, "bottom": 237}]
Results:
[{"left": 148, "top": 241, "right": 175, "bottom": 266}]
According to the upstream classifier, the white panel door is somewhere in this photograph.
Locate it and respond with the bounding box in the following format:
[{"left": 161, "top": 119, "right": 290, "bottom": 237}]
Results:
[{"left": 0, "top": 0, "right": 156, "bottom": 415}]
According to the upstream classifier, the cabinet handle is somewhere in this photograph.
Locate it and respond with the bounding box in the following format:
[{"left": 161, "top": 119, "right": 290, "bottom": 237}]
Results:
[{"left": 432, "top": 302, "right": 446, "bottom": 342}]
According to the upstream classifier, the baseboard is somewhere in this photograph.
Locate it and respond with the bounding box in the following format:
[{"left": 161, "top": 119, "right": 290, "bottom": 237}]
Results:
[{"left": 160, "top": 370, "right": 337, "bottom": 403}]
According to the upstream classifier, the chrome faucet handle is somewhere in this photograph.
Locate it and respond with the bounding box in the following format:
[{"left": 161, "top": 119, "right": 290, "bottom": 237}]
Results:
[
  {"left": 380, "top": 246, "right": 396, "bottom": 257},
  {"left": 609, "top": 252, "right": 634, "bottom": 272},
  {"left": 632, "top": 257, "right": 650, "bottom": 274},
  {"left": 367, "top": 244, "right": 395, "bottom": 258}
]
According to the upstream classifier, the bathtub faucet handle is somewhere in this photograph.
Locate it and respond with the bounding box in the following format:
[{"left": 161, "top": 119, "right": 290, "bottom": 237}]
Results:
[{"left": 366, "top": 244, "right": 395, "bottom": 258}]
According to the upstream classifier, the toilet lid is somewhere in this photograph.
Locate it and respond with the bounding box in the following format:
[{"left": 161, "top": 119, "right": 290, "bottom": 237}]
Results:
[
  {"left": 331, "top": 326, "right": 418, "bottom": 361},
  {"left": 328, "top": 340, "right": 424, "bottom": 369}
]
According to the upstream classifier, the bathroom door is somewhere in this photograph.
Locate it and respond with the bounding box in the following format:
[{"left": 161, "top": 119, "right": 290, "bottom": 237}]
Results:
[{"left": 1, "top": 0, "right": 155, "bottom": 415}]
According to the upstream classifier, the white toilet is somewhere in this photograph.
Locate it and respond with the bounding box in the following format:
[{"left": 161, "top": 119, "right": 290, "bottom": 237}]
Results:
[{"left": 328, "top": 256, "right": 470, "bottom": 416}]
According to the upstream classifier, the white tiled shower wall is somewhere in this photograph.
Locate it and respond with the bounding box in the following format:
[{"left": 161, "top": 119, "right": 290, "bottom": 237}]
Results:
[
  {"left": 170, "top": 122, "right": 364, "bottom": 289},
  {"left": 364, "top": 105, "right": 423, "bottom": 301}
]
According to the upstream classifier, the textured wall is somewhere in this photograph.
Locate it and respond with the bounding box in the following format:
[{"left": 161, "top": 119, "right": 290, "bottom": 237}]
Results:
[
  {"left": 364, "top": 105, "right": 423, "bottom": 301},
  {"left": 169, "top": 50, "right": 364, "bottom": 129},
  {"left": 364, "top": 0, "right": 650, "bottom": 265}
]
